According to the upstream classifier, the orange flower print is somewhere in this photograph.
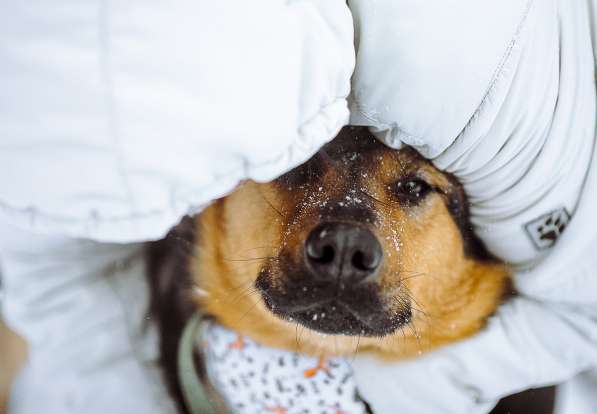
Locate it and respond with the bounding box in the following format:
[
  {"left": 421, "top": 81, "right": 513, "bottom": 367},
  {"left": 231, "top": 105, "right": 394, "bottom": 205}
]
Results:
[
  {"left": 264, "top": 405, "right": 288, "bottom": 414},
  {"left": 228, "top": 334, "right": 245, "bottom": 350},
  {"left": 303, "top": 357, "right": 331, "bottom": 378}
]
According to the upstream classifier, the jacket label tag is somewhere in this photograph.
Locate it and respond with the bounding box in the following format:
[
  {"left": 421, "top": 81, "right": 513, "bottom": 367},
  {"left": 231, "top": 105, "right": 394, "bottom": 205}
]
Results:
[{"left": 524, "top": 208, "right": 571, "bottom": 250}]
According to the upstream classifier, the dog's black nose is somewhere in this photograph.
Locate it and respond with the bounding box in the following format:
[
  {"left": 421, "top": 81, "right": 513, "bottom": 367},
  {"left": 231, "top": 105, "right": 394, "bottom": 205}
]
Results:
[{"left": 305, "top": 222, "right": 382, "bottom": 284}]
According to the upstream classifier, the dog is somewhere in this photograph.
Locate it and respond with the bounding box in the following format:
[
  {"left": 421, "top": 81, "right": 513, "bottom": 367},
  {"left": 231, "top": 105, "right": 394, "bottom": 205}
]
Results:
[{"left": 147, "top": 126, "right": 509, "bottom": 412}]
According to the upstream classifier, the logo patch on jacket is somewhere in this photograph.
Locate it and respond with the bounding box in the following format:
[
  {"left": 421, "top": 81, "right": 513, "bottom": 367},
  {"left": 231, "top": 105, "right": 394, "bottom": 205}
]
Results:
[{"left": 525, "top": 208, "right": 571, "bottom": 250}]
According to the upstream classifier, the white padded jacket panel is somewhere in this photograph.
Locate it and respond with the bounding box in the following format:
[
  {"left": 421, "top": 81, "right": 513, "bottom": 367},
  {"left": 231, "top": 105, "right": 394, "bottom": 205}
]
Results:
[{"left": 0, "top": 0, "right": 355, "bottom": 243}]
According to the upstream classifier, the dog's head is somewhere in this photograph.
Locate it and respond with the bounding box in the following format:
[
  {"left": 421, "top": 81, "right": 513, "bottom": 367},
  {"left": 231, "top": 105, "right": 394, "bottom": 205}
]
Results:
[{"left": 193, "top": 127, "right": 508, "bottom": 358}]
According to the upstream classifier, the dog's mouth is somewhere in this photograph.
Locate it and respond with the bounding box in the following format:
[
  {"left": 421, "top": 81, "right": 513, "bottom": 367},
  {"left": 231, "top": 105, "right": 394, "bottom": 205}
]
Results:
[
  {"left": 282, "top": 301, "right": 411, "bottom": 336},
  {"left": 256, "top": 270, "right": 411, "bottom": 337}
]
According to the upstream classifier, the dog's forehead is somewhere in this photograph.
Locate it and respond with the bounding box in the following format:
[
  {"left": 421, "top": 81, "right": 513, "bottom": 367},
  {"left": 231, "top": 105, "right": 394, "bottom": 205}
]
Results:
[
  {"left": 320, "top": 126, "right": 385, "bottom": 160},
  {"left": 274, "top": 126, "right": 427, "bottom": 192},
  {"left": 320, "top": 127, "right": 422, "bottom": 171}
]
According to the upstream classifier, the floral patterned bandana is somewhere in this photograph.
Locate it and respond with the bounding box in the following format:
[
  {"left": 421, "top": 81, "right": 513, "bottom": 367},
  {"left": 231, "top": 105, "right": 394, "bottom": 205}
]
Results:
[{"left": 201, "top": 322, "right": 369, "bottom": 414}]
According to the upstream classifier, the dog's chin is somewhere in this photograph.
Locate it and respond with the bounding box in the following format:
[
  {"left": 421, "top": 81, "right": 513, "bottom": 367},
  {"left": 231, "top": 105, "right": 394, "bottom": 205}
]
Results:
[
  {"left": 258, "top": 288, "right": 411, "bottom": 337},
  {"left": 284, "top": 301, "right": 411, "bottom": 337}
]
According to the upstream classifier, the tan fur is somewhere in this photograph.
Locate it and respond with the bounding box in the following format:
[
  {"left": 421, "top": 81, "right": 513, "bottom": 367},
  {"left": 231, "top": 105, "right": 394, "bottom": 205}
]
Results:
[{"left": 191, "top": 142, "right": 508, "bottom": 359}]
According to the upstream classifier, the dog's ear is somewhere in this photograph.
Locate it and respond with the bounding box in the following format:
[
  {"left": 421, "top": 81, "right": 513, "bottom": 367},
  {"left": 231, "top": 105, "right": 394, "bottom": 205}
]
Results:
[
  {"left": 146, "top": 215, "right": 198, "bottom": 412},
  {"left": 147, "top": 215, "right": 197, "bottom": 319},
  {"left": 443, "top": 175, "right": 470, "bottom": 234}
]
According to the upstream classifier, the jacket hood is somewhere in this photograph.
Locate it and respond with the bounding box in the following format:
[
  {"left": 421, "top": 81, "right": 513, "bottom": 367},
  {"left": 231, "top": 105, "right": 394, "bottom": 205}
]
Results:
[{"left": 350, "top": 0, "right": 597, "bottom": 268}]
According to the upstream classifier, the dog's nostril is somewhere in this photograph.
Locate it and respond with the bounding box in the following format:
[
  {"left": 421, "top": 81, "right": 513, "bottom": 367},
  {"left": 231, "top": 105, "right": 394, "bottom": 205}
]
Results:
[
  {"left": 307, "top": 243, "right": 335, "bottom": 264},
  {"left": 351, "top": 250, "right": 379, "bottom": 271}
]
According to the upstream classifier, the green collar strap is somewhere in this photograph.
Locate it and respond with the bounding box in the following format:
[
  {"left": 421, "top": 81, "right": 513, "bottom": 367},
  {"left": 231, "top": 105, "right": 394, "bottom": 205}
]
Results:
[{"left": 177, "top": 312, "right": 219, "bottom": 414}]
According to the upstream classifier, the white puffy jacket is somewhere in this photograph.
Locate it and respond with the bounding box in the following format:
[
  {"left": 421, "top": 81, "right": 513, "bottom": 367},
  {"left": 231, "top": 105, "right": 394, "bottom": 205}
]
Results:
[
  {"left": 1, "top": 1, "right": 596, "bottom": 413},
  {"left": 0, "top": 1, "right": 354, "bottom": 243},
  {"left": 349, "top": 1, "right": 597, "bottom": 413},
  {"left": 0, "top": 2, "right": 354, "bottom": 413}
]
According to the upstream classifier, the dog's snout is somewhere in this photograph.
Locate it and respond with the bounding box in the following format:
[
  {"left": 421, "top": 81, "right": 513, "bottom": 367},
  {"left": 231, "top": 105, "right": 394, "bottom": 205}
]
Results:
[{"left": 305, "top": 222, "right": 382, "bottom": 284}]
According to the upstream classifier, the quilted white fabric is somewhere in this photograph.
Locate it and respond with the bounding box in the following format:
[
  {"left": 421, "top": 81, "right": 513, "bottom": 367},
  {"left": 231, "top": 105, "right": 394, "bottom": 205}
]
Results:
[
  {"left": 0, "top": 1, "right": 354, "bottom": 413},
  {"left": 0, "top": 218, "right": 176, "bottom": 414},
  {"left": 348, "top": 1, "right": 597, "bottom": 413},
  {"left": 0, "top": 0, "right": 354, "bottom": 243},
  {"left": 350, "top": 0, "right": 596, "bottom": 269},
  {"left": 1, "top": 1, "right": 597, "bottom": 414}
]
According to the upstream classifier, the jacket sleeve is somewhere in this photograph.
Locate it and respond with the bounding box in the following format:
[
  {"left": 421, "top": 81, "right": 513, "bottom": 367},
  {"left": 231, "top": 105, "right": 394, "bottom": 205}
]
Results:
[
  {"left": 0, "top": 218, "right": 178, "bottom": 414},
  {"left": 0, "top": 0, "right": 355, "bottom": 243},
  {"left": 352, "top": 135, "right": 597, "bottom": 412},
  {"left": 0, "top": 2, "right": 354, "bottom": 413},
  {"left": 349, "top": 0, "right": 596, "bottom": 268},
  {"left": 353, "top": 297, "right": 597, "bottom": 414},
  {"left": 349, "top": 0, "right": 597, "bottom": 411}
]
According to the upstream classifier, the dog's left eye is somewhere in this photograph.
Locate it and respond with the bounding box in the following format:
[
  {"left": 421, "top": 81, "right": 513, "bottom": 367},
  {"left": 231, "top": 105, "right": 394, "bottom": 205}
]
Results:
[{"left": 392, "top": 178, "right": 431, "bottom": 202}]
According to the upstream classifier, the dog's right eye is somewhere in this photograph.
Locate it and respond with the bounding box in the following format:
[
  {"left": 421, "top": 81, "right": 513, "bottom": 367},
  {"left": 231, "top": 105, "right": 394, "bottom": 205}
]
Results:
[{"left": 391, "top": 177, "right": 431, "bottom": 203}]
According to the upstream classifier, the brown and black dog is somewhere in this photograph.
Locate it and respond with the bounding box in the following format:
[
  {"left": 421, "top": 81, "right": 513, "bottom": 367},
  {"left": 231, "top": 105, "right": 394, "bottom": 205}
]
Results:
[{"left": 148, "top": 126, "right": 509, "bottom": 411}]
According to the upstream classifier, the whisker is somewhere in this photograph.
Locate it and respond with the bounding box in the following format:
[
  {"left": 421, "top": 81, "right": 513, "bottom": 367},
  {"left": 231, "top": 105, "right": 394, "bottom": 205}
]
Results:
[
  {"left": 400, "top": 269, "right": 438, "bottom": 282},
  {"left": 295, "top": 323, "right": 301, "bottom": 348},
  {"left": 401, "top": 286, "right": 426, "bottom": 314},
  {"left": 241, "top": 246, "right": 278, "bottom": 253},
  {"left": 297, "top": 324, "right": 306, "bottom": 349},
  {"left": 406, "top": 320, "right": 422, "bottom": 352},
  {"left": 236, "top": 297, "right": 262, "bottom": 324},
  {"left": 399, "top": 325, "right": 407, "bottom": 342},
  {"left": 400, "top": 269, "right": 426, "bottom": 275},
  {"left": 221, "top": 256, "right": 279, "bottom": 263},
  {"left": 230, "top": 285, "right": 260, "bottom": 305},
  {"left": 358, "top": 189, "right": 395, "bottom": 209},
  {"left": 334, "top": 335, "right": 339, "bottom": 355},
  {"left": 410, "top": 306, "right": 430, "bottom": 319},
  {"left": 257, "top": 188, "right": 285, "bottom": 218},
  {"left": 228, "top": 279, "right": 257, "bottom": 291},
  {"left": 400, "top": 272, "right": 429, "bottom": 282},
  {"left": 352, "top": 334, "right": 362, "bottom": 362}
]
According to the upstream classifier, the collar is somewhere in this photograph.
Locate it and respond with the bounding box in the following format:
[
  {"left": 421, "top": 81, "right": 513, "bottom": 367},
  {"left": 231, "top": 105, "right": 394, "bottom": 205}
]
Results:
[{"left": 178, "top": 312, "right": 218, "bottom": 414}]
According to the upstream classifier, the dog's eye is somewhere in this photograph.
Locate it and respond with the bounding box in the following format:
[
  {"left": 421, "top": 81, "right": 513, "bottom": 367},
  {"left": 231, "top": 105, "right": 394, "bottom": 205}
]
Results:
[{"left": 392, "top": 178, "right": 431, "bottom": 202}]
